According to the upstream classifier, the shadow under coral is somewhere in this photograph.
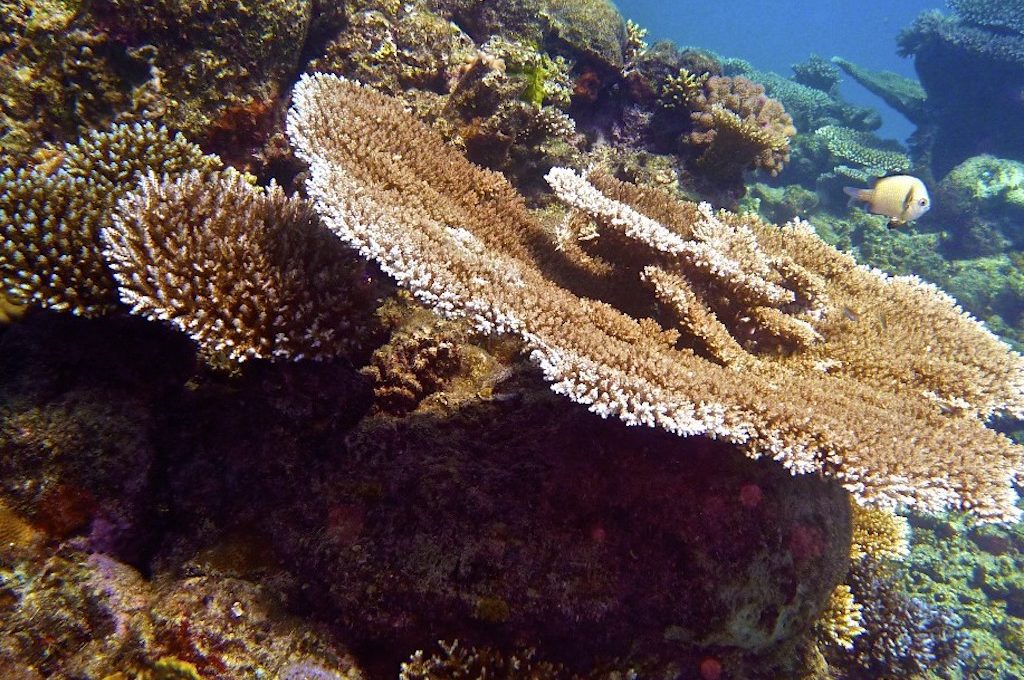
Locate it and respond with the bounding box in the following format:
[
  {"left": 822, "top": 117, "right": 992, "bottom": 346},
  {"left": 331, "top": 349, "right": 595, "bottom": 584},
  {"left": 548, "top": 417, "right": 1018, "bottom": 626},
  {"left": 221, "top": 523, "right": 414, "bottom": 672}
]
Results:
[{"left": 0, "top": 311, "right": 852, "bottom": 678}]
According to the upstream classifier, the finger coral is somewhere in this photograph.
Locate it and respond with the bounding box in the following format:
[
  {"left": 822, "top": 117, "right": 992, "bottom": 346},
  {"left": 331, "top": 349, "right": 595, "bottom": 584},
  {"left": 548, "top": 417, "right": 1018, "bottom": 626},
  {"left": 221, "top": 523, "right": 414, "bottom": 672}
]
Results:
[
  {"left": 104, "top": 170, "right": 379, "bottom": 363},
  {"left": 688, "top": 75, "right": 796, "bottom": 184},
  {"left": 287, "top": 73, "right": 1024, "bottom": 521},
  {"left": 0, "top": 122, "right": 221, "bottom": 315}
]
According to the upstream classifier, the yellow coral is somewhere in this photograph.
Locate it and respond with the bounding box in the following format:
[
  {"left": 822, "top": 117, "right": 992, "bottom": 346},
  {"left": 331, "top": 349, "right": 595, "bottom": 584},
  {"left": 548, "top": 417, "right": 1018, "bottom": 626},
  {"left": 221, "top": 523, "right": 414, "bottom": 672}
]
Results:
[
  {"left": 850, "top": 500, "right": 909, "bottom": 562},
  {"left": 817, "top": 584, "right": 866, "bottom": 649},
  {"left": 0, "top": 293, "right": 26, "bottom": 323}
]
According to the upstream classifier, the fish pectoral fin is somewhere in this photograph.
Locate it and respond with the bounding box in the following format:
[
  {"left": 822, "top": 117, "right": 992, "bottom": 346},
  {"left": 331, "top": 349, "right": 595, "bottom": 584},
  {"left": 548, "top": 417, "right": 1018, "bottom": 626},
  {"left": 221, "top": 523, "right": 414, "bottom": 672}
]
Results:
[
  {"left": 887, "top": 218, "right": 905, "bottom": 229},
  {"left": 843, "top": 186, "right": 867, "bottom": 204}
]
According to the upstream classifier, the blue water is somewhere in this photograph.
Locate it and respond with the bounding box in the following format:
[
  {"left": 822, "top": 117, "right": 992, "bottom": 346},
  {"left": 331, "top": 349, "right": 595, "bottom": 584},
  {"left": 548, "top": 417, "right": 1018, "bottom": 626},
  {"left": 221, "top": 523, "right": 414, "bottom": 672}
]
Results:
[{"left": 614, "top": 0, "right": 940, "bottom": 141}]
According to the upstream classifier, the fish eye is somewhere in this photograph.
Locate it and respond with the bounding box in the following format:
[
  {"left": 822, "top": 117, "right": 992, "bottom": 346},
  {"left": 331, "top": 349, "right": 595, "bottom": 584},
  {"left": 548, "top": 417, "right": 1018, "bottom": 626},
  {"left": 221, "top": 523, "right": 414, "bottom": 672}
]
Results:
[{"left": 919, "top": 198, "right": 928, "bottom": 206}]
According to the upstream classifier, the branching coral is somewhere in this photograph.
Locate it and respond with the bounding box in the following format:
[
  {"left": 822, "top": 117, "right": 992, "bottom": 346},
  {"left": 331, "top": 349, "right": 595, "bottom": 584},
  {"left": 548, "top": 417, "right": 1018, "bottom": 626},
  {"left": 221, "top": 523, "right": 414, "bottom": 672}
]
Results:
[
  {"left": 103, "top": 170, "right": 380, "bottom": 363},
  {"left": 849, "top": 502, "right": 909, "bottom": 563},
  {"left": 400, "top": 640, "right": 567, "bottom": 679},
  {"left": 816, "top": 584, "right": 865, "bottom": 650},
  {"left": 843, "top": 560, "right": 966, "bottom": 676},
  {"left": 0, "top": 123, "right": 221, "bottom": 316},
  {"left": 288, "top": 73, "right": 1024, "bottom": 521},
  {"left": 687, "top": 75, "right": 796, "bottom": 183}
]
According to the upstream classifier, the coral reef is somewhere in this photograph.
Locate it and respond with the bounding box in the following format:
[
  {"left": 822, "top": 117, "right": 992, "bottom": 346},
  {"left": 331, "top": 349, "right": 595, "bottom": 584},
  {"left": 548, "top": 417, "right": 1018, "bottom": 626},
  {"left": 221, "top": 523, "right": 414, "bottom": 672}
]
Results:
[
  {"left": 0, "top": 544, "right": 364, "bottom": 679},
  {"left": 838, "top": 558, "right": 966, "bottom": 677},
  {"left": 0, "top": 0, "right": 315, "bottom": 167},
  {"left": 724, "top": 59, "right": 881, "bottom": 133},
  {"left": 0, "top": 123, "right": 221, "bottom": 316},
  {"left": 309, "top": 0, "right": 478, "bottom": 97},
  {"left": 7, "top": 3, "right": 1024, "bottom": 679},
  {"left": 288, "top": 73, "right": 1024, "bottom": 521},
  {"left": 898, "top": 4, "right": 1024, "bottom": 175},
  {"left": 400, "top": 640, "right": 568, "bottom": 679},
  {"left": 435, "top": 0, "right": 628, "bottom": 71},
  {"left": 909, "top": 509, "right": 1024, "bottom": 678},
  {"left": 104, "top": 170, "right": 381, "bottom": 364},
  {"left": 935, "top": 154, "right": 1024, "bottom": 256}
]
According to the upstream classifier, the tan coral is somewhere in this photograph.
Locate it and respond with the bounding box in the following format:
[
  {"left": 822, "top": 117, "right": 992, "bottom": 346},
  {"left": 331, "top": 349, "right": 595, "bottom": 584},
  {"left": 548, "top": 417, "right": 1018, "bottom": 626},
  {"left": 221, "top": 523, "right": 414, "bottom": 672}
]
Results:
[
  {"left": 0, "top": 123, "right": 221, "bottom": 316},
  {"left": 849, "top": 501, "right": 909, "bottom": 562},
  {"left": 103, "top": 170, "right": 379, "bottom": 364},
  {"left": 287, "top": 73, "right": 1024, "bottom": 522},
  {"left": 817, "top": 584, "right": 866, "bottom": 649},
  {"left": 688, "top": 75, "right": 796, "bottom": 181}
]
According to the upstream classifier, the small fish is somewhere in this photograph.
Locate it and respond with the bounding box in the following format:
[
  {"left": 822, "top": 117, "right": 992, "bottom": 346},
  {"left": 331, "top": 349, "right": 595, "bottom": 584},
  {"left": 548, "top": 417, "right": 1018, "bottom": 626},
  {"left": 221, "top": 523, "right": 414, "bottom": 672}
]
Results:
[{"left": 843, "top": 175, "right": 930, "bottom": 228}]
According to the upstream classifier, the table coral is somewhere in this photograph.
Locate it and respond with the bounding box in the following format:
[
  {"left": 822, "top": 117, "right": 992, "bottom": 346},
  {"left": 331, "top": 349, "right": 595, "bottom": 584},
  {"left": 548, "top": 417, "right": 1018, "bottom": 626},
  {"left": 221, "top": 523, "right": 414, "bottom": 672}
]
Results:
[{"left": 289, "top": 73, "right": 1024, "bottom": 522}]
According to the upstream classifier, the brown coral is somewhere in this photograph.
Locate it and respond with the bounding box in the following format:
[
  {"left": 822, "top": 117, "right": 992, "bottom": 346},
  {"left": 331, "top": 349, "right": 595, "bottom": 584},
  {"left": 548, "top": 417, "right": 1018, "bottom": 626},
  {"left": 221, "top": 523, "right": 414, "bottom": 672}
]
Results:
[
  {"left": 103, "top": 170, "right": 380, "bottom": 364},
  {"left": 288, "top": 73, "right": 1024, "bottom": 521},
  {"left": 0, "top": 123, "right": 221, "bottom": 316},
  {"left": 688, "top": 75, "right": 796, "bottom": 184}
]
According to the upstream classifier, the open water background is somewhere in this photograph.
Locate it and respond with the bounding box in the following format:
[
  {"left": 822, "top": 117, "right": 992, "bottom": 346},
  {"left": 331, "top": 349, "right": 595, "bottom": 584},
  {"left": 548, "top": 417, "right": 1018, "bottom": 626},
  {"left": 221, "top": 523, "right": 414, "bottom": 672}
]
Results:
[{"left": 613, "top": 0, "right": 940, "bottom": 141}]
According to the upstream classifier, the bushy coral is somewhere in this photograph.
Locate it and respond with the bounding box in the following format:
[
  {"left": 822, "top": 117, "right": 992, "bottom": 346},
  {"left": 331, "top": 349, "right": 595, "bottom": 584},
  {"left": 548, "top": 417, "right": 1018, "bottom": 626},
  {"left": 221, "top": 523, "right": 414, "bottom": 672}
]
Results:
[
  {"left": 849, "top": 503, "right": 909, "bottom": 562},
  {"left": 104, "top": 170, "right": 381, "bottom": 364},
  {"left": 400, "top": 640, "right": 567, "bottom": 679},
  {"left": 687, "top": 75, "right": 796, "bottom": 185},
  {"left": 816, "top": 584, "right": 865, "bottom": 650},
  {"left": 0, "top": 123, "right": 221, "bottom": 316},
  {"left": 362, "top": 312, "right": 466, "bottom": 415},
  {"left": 834, "top": 559, "right": 966, "bottom": 677}
]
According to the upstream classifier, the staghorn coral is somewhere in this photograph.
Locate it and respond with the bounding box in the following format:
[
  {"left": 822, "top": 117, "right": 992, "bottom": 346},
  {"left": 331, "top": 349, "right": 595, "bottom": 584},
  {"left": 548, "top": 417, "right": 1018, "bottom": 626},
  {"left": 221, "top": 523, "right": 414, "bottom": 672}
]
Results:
[
  {"left": 103, "top": 170, "right": 380, "bottom": 364},
  {"left": 687, "top": 75, "right": 796, "bottom": 184},
  {"left": 0, "top": 122, "right": 221, "bottom": 316},
  {"left": 287, "top": 73, "right": 1024, "bottom": 522}
]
